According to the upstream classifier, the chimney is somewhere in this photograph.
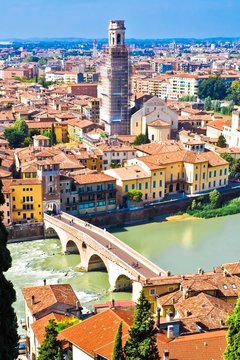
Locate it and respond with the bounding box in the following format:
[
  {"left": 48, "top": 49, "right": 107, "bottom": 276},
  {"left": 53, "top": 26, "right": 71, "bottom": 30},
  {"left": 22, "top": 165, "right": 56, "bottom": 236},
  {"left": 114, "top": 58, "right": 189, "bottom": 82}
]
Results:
[
  {"left": 166, "top": 311, "right": 174, "bottom": 322},
  {"left": 31, "top": 295, "right": 35, "bottom": 305},
  {"left": 43, "top": 279, "right": 46, "bottom": 286},
  {"left": 163, "top": 350, "right": 169, "bottom": 360},
  {"left": 111, "top": 299, "right": 115, "bottom": 309},
  {"left": 157, "top": 307, "right": 161, "bottom": 328},
  {"left": 76, "top": 300, "right": 80, "bottom": 310},
  {"left": 167, "top": 325, "right": 174, "bottom": 339},
  {"left": 166, "top": 270, "right": 171, "bottom": 277}
]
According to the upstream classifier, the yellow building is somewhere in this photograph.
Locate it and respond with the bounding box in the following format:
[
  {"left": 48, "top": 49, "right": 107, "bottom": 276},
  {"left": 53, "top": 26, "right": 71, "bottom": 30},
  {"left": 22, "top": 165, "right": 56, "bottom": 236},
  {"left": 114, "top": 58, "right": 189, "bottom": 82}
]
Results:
[
  {"left": 129, "top": 150, "right": 229, "bottom": 195},
  {"left": 10, "top": 179, "right": 43, "bottom": 224},
  {"left": 104, "top": 164, "right": 165, "bottom": 205}
]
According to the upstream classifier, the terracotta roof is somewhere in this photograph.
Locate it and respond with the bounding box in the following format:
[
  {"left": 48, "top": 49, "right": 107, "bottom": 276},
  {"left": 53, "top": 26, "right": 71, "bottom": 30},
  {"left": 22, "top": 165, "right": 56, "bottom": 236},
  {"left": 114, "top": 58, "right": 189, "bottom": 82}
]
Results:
[
  {"left": 149, "top": 119, "right": 171, "bottom": 128},
  {"left": 157, "top": 330, "right": 227, "bottom": 359},
  {"left": 22, "top": 284, "right": 79, "bottom": 318},
  {"left": 105, "top": 165, "right": 151, "bottom": 181},
  {"left": 10, "top": 178, "right": 41, "bottom": 186},
  {"left": 60, "top": 309, "right": 132, "bottom": 358},
  {"left": 207, "top": 118, "right": 232, "bottom": 131},
  {"left": 31, "top": 312, "right": 68, "bottom": 344},
  {"left": 74, "top": 172, "right": 116, "bottom": 185}
]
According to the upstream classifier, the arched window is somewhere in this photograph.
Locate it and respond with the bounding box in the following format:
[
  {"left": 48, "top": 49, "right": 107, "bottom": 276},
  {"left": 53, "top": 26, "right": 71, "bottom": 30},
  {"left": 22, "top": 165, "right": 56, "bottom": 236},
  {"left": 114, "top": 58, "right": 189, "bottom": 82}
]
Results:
[{"left": 117, "top": 33, "right": 121, "bottom": 44}]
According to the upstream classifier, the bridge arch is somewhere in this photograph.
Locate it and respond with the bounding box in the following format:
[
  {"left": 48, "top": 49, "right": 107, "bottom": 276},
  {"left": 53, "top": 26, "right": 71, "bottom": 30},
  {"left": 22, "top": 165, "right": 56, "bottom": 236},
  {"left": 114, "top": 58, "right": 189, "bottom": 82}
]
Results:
[
  {"left": 88, "top": 254, "right": 108, "bottom": 272},
  {"left": 115, "top": 274, "right": 132, "bottom": 292},
  {"left": 66, "top": 240, "right": 80, "bottom": 254}
]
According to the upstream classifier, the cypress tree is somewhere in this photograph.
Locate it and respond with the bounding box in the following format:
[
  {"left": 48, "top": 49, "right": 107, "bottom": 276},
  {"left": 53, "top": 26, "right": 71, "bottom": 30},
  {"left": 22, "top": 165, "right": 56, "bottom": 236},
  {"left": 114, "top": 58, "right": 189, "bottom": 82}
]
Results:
[
  {"left": 0, "top": 179, "right": 19, "bottom": 360},
  {"left": 124, "top": 291, "right": 159, "bottom": 360},
  {"left": 112, "top": 321, "right": 124, "bottom": 360},
  {"left": 38, "top": 319, "right": 62, "bottom": 360},
  {"left": 50, "top": 123, "right": 57, "bottom": 146},
  {"left": 224, "top": 296, "right": 240, "bottom": 359}
]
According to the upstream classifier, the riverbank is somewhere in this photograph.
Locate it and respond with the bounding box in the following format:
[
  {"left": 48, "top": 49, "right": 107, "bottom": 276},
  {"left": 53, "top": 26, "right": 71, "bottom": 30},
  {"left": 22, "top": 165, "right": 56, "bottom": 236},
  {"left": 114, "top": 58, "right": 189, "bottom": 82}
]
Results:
[{"left": 187, "top": 197, "right": 240, "bottom": 219}]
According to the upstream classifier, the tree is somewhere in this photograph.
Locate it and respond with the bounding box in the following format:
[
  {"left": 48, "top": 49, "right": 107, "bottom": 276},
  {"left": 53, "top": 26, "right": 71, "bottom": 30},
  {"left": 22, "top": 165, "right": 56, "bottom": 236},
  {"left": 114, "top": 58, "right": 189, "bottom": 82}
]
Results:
[
  {"left": 209, "top": 189, "right": 221, "bottom": 209},
  {"left": 224, "top": 295, "right": 240, "bottom": 359},
  {"left": 145, "top": 126, "right": 150, "bottom": 144},
  {"left": 124, "top": 291, "right": 159, "bottom": 360},
  {"left": 198, "top": 75, "right": 227, "bottom": 100},
  {"left": 134, "top": 133, "right": 149, "bottom": 146},
  {"left": 112, "top": 322, "right": 124, "bottom": 360},
  {"left": 38, "top": 319, "right": 62, "bottom": 360},
  {"left": 204, "top": 96, "right": 212, "bottom": 111},
  {"left": 50, "top": 123, "right": 57, "bottom": 146},
  {"left": 231, "top": 159, "right": 240, "bottom": 179},
  {"left": 227, "top": 80, "right": 240, "bottom": 105},
  {"left": 4, "top": 119, "right": 30, "bottom": 149},
  {"left": 216, "top": 134, "right": 227, "bottom": 148},
  {"left": 128, "top": 190, "right": 143, "bottom": 202},
  {"left": 212, "top": 99, "right": 221, "bottom": 113},
  {"left": 220, "top": 153, "right": 234, "bottom": 172},
  {"left": 0, "top": 180, "right": 19, "bottom": 360}
]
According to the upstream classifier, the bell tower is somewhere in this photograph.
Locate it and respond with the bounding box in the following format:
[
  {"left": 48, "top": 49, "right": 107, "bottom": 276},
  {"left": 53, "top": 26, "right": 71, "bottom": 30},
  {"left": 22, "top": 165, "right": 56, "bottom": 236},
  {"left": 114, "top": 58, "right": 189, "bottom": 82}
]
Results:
[
  {"left": 108, "top": 20, "right": 126, "bottom": 47},
  {"left": 100, "top": 20, "right": 130, "bottom": 135}
]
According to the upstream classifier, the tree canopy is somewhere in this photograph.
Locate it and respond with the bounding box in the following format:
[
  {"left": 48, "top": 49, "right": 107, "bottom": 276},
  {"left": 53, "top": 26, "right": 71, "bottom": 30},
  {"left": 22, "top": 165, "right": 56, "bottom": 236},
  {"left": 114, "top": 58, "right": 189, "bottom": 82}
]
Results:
[
  {"left": 198, "top": 75, "right": 227, "bottom": 100},
  {"left": 0, "top": 180, "right": 19, "bottom": 360},
  {"left": 227, "top": 80, "right": 240, "bottom": 105},
  {"left": 4, "top": 119, "right": 30, "bottom": 149},
  {"left": 128, "top": 190, "right": 143, "bottom": 202},
  {"left": 38, "top": 319, "right": 62, "bottom": 360},
  {"left": 224, "top": 295, "right": 240, "bottom": 359},
  {"left": 124, "top": 291, "right": 159, "bottom": 360},
  {"left": 209, "top": 189, "right": 221, "bottom": 209},
  {"left": 216, "top": 134, "right": 227, "bottom": 148},
  {"left": 112, "top": 322, "right": 124, "bottom": 360}
]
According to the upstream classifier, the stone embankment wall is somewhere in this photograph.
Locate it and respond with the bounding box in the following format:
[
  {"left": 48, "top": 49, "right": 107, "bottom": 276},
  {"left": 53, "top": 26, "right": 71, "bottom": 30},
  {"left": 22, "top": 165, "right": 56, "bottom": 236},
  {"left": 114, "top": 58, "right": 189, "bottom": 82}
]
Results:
[
  {"left": 7, "top": 187, "right": 240, "bottom": 240},
  {"left": 82, "top": 188, "right": 240, "bottom": 227}
]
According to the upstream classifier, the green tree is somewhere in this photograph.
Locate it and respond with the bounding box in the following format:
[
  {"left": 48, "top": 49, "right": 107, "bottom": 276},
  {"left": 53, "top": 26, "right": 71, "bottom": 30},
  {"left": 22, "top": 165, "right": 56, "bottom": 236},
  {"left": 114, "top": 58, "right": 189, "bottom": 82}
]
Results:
[
  {"left": 112, "top": 322, "right": 124, "bottom": 360},
  {"left": 212, "top": 99, "right": 221, "bottom": 113},
  {"left": 209, "top": 189, "right": 221, "bottom": 209},
  {"left": 4, "top": 119, "right": 30, "bottom": 149},
  {"left": 134, "top": 133, "right": 149, "bottom": 146},
  {"left": 50, "top": 123, "right": 57, "bottom": 145},
  {"left": 198, "top": 75, "right": 227, "bottom": 100},
  {"left": 128, "top": 190, "right": 143, "bottom": 202},
  {"left": 231, "top": 159, "right": 240, "bottom": 179},
  {"left": 179, "top": 94, "right": 195, "bottom": 102},
  {"left": 204, "top": 96, "right": 212, "bottom": 111},
  {"left": 220, "top": 153, "right": 234, "bottom": 172},
  {"left": 124, "top": 291, "right": 159, "bottom": 360},
  {"left": 224, "top": 295, "right": 240, "bottom": 359},
  {"left": 227, "top": 80, "right": 240, "bottom": 105},
  {"left": 0, "top": 180, "right": 19, "bottom": 360},
  {"left": 38, "top": 319, "right": 62, "bottom": 360},
  {"left": 145, "top": 126, "right": 150, "bottom": 144},
  {"left": 216, "top": 134, "right": 227, "bottom": 148}
]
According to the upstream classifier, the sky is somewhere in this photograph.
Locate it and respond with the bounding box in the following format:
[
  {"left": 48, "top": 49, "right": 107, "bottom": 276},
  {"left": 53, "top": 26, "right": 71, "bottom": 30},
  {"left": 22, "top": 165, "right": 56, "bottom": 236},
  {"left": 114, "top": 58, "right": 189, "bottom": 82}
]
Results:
[{"left": 1, "top": 0, "right": 240, "bottom": 39}]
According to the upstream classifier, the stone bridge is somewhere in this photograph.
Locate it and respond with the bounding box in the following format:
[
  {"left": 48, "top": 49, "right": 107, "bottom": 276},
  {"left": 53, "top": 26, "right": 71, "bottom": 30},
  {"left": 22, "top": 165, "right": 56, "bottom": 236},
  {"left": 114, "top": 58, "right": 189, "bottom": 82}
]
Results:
[{"left": 44, "top": 212, "right": 166, "bottom": 291}]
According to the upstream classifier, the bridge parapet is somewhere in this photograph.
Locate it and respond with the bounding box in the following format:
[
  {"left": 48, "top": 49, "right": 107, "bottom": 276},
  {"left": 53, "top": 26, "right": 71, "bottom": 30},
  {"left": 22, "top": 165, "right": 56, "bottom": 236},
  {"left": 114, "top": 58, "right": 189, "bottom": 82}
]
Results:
[{"left": 60, "top": 211, "right": 165, "bottom": 277}]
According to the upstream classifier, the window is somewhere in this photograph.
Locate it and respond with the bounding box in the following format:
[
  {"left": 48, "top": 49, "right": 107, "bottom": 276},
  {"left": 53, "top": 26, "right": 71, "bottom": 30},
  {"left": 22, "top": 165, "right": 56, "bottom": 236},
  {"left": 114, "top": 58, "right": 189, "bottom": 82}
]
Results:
[
  {"left": 132, "top": 184, "right": 135, "bottom": 190},
  {"left": 202, "top": 172, "right": 205, "bottom": 179},
  {"left": 224, "top": 179, "right": 226, "bottom": 185},
  {"left": 209, "top": 171, "right": 212, "bottom": 178},
  {"left": 220, "top": 169, "right": 222, "bottom": 176},
  {"left": 170, "top": 174, "right": 173, "bottom": 182},
  {"left": 224, "top": 168, "right": 227, "bottom": 175},
  {"left": 195, "top": 184, "right": 198, "bottom": 191},
  {"left": 160, "top": 171, "right": 162, "bottom": 175},
  {"left": 153, "top": 192, "right": 155, "bottom": 199},
  {"left": 219, "top": 180, "right": 222, "bottom": 186},
  {"left": 202, "top": 183, "right": 205, "bottom": 190},
  {"left": 149, "top": 288, "right": 156, "bottom": 296},
  {"left": 208, "top": 182, "right": 211, "bottom": 188},
  {"left": 195, "top": 174, "right": 198, "bottom": 181},
  {"left": 145, "top": 194, "right": 148, "bottom": 200},
  {"left": 153, "top": 181, "right": 156, "bottom": 188},
  {"left": 214, "top": 170, "right": 217, "bottom": 177},
  {"left": 145, "top": 182, "right": 148, "bottom": 189},
  {"left": 213, "top": 181, "right": 216, "bottom": 187},
  {"left": 50, "top": 176, "right": 53, "bottom": 182},
  {"left": 139, "top": 183, "right": 142, "bottom": 190},
  {"left": 125, "top": 185, "right": 128, "bottom": 192},
  {"left": 159, "top": 180, "right": 162, "bottom": 187}
]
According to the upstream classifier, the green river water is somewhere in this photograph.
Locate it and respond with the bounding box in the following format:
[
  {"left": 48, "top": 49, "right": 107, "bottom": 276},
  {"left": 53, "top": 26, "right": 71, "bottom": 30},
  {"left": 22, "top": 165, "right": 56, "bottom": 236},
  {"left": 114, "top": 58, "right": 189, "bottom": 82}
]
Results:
[{"left": 6, "top": 213, "right": 240, "bottom": 334}]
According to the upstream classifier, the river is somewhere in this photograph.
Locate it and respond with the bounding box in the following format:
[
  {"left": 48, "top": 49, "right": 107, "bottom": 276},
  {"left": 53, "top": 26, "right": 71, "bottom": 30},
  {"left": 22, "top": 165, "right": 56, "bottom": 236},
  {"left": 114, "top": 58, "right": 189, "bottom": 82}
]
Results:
[{"left": 6, "top": 213, "right": 240, "bottom": 334}]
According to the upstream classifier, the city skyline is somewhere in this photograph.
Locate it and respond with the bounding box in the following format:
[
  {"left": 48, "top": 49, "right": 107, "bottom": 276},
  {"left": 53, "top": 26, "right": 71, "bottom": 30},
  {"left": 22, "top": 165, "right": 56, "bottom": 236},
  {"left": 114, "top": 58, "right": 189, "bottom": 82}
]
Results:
[{"left": 1, "top": 0, "right": 240, "bottom": 40}]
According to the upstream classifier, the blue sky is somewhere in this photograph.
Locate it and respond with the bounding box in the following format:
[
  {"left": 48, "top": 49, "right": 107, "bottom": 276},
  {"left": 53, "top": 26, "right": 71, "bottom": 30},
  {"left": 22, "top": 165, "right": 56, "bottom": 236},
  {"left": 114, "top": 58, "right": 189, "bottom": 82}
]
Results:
[{"left": 1, "top": 0, "right": 240, "bottom": 39}]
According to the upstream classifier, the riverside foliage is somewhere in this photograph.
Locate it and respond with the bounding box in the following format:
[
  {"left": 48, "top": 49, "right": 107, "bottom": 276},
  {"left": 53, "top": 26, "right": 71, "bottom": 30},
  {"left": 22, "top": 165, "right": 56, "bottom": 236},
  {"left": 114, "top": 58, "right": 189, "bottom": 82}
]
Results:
[{"left": 187, "top": 191, "right": 240, "bottom": 219}]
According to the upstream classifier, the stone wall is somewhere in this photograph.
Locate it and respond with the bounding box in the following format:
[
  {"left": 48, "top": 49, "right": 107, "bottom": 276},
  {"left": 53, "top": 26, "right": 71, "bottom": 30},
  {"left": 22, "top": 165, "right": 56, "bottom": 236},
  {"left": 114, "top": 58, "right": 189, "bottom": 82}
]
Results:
[{"left": 7, "top": 222, "right": 45, "bottom": 242}]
